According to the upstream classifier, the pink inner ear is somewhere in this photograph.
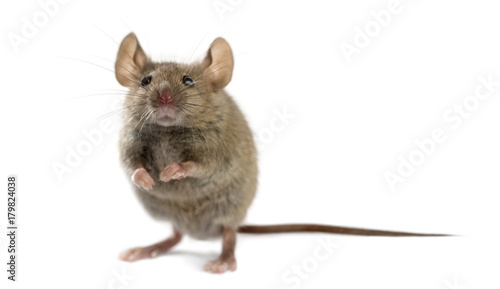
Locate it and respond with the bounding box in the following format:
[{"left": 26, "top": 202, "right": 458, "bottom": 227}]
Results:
[
  {"left": 116, "top": 33, "right": 148, "bottom": 87},
  {"left": 199, "top": 38, "right": 234, "bottom": 90}
]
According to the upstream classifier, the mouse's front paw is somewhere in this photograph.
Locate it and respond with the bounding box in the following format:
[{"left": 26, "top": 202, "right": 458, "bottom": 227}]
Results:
[
  {"left": 131, "top": 168, "right": 155, "bottom": 190},
  {"left": 160, "top": 162, "right": 185, "bottom": 183}
]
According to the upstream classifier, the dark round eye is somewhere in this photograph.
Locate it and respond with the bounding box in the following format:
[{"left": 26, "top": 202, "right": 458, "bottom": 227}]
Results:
[
  {"left": 182, "top": 75, "right": 195, "bottom": 87},
  {"left": 141, "top": 75, "right": 152, "bottom": 87}
]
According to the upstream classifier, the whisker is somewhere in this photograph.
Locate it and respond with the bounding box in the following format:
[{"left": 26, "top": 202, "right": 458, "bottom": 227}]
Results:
[
  {"left": 95, "top": 103, "right": 146, "bottom": 122},
  {"left": 58, "top": 91, "right": 148, "bottom": 103},
  {"left": 51, "top": 55, "right": 144, "bottom": 88}
]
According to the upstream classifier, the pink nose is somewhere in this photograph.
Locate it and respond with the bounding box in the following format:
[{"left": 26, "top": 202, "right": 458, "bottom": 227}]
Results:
[{"left": 159, "top": 90, "right": 173, "bottom": 105}]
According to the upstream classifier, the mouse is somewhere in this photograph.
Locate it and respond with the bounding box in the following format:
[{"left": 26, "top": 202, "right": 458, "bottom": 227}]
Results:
[{"left": 114, "top": 32, "right": 450, "bottom": 274}]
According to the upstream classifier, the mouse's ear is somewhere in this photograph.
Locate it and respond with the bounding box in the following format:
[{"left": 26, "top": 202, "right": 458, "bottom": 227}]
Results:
[
  {"left": 201, "top": 37, "right": 234, "bottom": 90},
  {"left": 115, "top": 33, "right": 148, "bottom": 87}
]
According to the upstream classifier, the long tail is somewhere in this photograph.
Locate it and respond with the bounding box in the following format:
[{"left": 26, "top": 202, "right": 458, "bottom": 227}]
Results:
[{"left": 238, "top": 224, "right": 452, "bottom": 237}]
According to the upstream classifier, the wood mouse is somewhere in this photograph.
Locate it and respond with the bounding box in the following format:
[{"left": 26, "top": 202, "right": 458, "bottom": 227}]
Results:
[{"left": 114, "top": 33, "right": 449, "bottom": 274}]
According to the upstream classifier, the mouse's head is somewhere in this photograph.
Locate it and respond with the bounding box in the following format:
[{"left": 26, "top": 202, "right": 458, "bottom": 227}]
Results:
[{"left": 115, "top": 33, "right": 234, "bottom": 129}]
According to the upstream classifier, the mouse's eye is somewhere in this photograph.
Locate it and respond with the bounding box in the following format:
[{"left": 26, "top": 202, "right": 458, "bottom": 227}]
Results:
[
  {"left": 141, "top": 75, "right": 152, "bottom": 87},
  {"left": 182, "top": 75, "right": 195, "bottom": 88}
]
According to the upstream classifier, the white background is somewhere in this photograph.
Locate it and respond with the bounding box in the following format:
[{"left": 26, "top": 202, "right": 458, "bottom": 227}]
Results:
[{"left": 1, "top": 0, "right": 500, "bottom": 288}]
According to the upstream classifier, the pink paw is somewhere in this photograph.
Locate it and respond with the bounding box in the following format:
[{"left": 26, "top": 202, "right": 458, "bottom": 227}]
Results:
[
  {"left": 160, "top": 162, "right": 185, "bottom": 183},
  {"left": 119, "top": 246, "right": 164, "bottom": 262},
  {"left": 131, "top": 168, "right": 154, "bottom": 190},
  {"left": 203, "top": 256, "right": 237, "bottom": 274}
]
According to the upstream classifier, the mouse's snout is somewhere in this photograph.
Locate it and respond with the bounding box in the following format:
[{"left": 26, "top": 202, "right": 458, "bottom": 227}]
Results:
[
  {"left": 154, "top": 88, "right": 178, "bottom": 126},
  {"left": 159, "top": 89, "right": 174, "bottom": 106}
]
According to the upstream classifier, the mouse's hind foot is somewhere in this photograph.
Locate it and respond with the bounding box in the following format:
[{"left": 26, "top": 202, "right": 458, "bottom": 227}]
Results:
[
  {"left": 203, "top": 255, "right": 237, "bottom": 273},
  {"left": 203, "top": 227, "right": 237, "bottom": 274},
  {"left": 119, "top": 228, "right": 182, "bottom": 262}
]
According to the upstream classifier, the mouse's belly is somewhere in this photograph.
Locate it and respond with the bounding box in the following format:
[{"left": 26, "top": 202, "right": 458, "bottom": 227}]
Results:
[
  {"left": 120, "top": 120, "right": 258, "bottom": 239},
  {"left": 132, "top": 179, "right": 253, "bottom": 239}
]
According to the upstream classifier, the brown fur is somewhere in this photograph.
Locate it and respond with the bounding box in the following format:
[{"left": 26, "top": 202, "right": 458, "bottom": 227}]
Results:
[{"left": 117, "top": 34, "right": 257, "bottom": 240}]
